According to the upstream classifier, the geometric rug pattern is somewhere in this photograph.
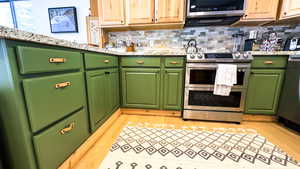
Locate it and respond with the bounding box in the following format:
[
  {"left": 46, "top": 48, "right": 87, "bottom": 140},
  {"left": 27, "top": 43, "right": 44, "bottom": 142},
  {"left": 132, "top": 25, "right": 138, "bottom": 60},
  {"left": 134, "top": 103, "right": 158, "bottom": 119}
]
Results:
[{"left": 99, "top": 122, "right": 300, "bottom": 169}]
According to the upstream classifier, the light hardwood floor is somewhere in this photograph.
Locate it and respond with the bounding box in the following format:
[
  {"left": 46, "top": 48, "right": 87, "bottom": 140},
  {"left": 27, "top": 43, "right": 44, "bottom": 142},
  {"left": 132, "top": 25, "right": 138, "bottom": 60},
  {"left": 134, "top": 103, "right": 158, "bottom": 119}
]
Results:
[{"left": 74, "top": 114, "right": 300, "bottom": 169}]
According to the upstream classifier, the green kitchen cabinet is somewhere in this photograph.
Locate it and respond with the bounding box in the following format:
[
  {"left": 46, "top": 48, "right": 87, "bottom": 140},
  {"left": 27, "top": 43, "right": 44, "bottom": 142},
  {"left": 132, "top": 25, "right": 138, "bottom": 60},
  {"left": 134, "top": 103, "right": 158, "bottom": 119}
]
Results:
[
  {"left": 121, "top": 68, "right": 161, "bottom": 109},
  {"left": 163, "top": 68, "right": 183, "bottom": 110},
  {"left": 107, "top": 68, "right": 120, "bottom": 114},
  {"left": 86, "top": 68, "right": 120, "bottom": 132},
  {"left": 245, "top": 69, "right": 285, "bottom": 115}
]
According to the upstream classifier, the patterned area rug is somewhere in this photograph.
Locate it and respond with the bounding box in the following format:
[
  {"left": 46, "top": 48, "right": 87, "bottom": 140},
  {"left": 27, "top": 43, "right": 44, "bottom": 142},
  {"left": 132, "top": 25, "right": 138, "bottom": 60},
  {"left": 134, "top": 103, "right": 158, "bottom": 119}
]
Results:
[{"left": 99, "top": 122, "right": 300, "bottom": 169}]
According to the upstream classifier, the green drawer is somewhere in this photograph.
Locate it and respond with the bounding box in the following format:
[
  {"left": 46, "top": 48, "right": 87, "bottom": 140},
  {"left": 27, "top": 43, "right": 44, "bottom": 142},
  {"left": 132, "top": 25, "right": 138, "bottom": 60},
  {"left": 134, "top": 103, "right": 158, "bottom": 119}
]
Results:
[
  {"left": 85, "top": 53, "right": 118, "bottom": 69},
  {"left": 251, "top": 56, "right": 288, "bottom": 69},
  {"left": 33, "top": 109, "right": 89, "bottom": 169},
  {"left": 23, "top": 72, "right": 85, "bottom": 132},
  {"left": 16, "top": 46, "right": 81, "bottom": 74},
  {"left": 164, "top": 57, "right": 184, "bottom": 67},
  {"left": 121, "top": 57, "right": 161, "bottom": 67}
]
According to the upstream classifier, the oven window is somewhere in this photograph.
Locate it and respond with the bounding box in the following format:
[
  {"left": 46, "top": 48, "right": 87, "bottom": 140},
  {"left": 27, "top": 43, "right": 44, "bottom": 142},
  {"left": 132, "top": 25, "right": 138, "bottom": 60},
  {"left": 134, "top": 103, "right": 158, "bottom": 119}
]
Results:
[
  {"left": 188, "top": 90, "right": 241, "bottom": 107},
  {"left": 189, "top": 69, "right": 245, "bottom": 85}
]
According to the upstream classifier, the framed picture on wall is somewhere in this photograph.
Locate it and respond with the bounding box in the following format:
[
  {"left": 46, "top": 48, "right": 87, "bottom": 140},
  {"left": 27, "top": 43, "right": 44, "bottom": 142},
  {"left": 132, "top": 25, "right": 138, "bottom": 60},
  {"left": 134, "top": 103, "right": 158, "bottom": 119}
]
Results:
[{"left": 48, "top": 7, "right": 78, "bottom": 33}]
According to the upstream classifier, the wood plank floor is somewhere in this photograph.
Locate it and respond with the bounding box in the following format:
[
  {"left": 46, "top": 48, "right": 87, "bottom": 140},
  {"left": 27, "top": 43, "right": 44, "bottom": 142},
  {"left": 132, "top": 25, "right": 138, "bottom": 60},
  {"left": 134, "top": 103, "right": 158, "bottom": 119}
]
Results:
[{"left": 74, "top": 115, "right": 300, "bottom": 169}]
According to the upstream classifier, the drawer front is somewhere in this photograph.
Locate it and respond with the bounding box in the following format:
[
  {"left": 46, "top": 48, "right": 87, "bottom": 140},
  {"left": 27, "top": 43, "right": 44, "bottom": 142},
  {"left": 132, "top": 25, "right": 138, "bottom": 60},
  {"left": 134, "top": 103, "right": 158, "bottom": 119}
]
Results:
[
  {"left": 16, "top": 46, "right": 81, "bottom": 74},
  {"left": 33, "top": 109, "right": 89, "bottom": 169},
  {"left": 251, "top": 56, "right": 288, "bottom": 68},
  {"left": 165, "top": 57, "right": 184, "bottom": 67},
  {"left": 121, "top": 57, "right": 161, "bottom": 67},
  {"left": 23, "top": 72, "right": 85, "bottom": 132},
  {"left": 85, "top": 53, "right": 118, "bottom": 69}
]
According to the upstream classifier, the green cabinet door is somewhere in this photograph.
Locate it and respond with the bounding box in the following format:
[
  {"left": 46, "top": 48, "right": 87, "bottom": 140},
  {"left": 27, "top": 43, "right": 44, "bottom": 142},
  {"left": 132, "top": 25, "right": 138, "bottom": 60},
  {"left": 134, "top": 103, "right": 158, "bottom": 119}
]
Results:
[
  {"left": 245, "top": 69, "right": 285, "bottom": 115},
  {"left": 107, "top": 68, "right": 120, "bottom": 115},
  {"left": 86, "top": 70, "right": 108, "bottom": 131},
  {"left": 121, "top": 68, "right": 161, "bottom": 109},
  {"left": 163, "top": 68, "right": 183, "bottom": 110}
]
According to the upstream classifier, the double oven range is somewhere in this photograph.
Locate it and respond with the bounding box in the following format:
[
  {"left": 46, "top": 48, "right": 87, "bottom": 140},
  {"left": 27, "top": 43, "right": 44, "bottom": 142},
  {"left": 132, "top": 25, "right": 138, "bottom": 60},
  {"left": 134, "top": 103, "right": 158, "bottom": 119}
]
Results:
[{"left": 183, "top": 53, "right": 252, "bottom": 123}]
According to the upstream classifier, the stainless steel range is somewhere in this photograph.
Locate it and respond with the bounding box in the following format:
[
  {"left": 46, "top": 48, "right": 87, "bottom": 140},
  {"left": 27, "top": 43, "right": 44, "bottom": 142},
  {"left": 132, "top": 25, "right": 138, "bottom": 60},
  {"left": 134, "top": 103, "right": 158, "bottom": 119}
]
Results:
[{"left": 183, "top": 52, "right": 252, "bottom": 123}]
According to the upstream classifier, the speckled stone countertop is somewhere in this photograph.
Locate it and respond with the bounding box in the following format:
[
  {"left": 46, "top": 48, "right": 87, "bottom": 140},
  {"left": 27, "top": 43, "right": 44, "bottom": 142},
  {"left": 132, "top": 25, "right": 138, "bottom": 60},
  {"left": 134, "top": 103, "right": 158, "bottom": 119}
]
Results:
[
  {"left": 1, "top": 26, "right": 300, "bottom": 56},
  {"left": 0, "top": 26, "right": 185, "bottom": 56}
]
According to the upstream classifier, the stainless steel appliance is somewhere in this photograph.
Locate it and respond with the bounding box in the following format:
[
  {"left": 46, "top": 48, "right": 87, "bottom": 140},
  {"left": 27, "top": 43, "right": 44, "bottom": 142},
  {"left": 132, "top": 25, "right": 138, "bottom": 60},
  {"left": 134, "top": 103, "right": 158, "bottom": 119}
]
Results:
[
  {"left": 277, "top": 55, "right": 300, "bottom": 126},
  {"left": 184, "top": 52, "right": 252, "bottom": 123},
  {"left": 186, "top": 0, "right": 246, "bottom": 26}
]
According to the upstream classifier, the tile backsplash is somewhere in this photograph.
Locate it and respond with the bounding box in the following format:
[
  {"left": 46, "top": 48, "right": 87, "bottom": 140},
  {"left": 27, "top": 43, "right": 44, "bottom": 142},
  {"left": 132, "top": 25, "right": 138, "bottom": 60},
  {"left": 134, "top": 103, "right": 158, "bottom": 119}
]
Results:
[{"left": 108, "top": 25, "right": 300, "bottom": 52}]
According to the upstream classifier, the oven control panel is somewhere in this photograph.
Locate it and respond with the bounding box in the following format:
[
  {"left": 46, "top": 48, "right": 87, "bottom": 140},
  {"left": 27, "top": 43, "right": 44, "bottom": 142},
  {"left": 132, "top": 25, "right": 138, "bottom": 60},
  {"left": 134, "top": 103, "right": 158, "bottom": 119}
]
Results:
[{"left": 187, "top": 52, "right": 253, "bottom": 62}]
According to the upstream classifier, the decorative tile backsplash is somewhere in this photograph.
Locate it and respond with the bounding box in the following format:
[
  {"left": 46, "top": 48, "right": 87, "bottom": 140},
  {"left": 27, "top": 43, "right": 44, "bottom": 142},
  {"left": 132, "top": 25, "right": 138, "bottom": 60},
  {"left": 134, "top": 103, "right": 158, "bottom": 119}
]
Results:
[{"left": 108, "top": 25, "right": 300, "bottom": 52}]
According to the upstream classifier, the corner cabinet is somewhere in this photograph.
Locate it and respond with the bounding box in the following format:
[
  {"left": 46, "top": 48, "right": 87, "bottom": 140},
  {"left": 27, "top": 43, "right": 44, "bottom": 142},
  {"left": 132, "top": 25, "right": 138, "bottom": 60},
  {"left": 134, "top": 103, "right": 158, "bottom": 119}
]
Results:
[
  {"left": 120, "top": 57, "right": 184, "bottom": 110},
  {"left": 84, "top": 53, "right": 120, "bottom": 132},
  {"left": 245, "top": 56, "right": 287, "bottom": 115},
  {"left": 121, "top": 68, "right": 161, "bottom": 109}
]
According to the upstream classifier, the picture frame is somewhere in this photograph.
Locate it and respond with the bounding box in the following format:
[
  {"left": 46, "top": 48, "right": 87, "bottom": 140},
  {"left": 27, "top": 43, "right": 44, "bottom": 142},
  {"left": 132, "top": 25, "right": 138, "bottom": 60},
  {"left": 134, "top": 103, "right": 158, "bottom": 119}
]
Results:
[{"left": 48, "top": 6, "right": 78, "bottom": 33}]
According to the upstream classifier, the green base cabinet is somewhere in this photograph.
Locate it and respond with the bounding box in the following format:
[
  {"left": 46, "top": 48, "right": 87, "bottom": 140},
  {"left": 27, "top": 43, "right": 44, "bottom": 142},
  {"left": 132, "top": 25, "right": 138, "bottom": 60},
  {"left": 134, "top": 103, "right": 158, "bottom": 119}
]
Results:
[
  {"left": 86, "top": 68, "right": 120, "bottom": 132},
  {"left": 245, "top": 69, "right": 285, "bottom": 115},
  {"left": 121, "top": 68, "right": 161, "bottom": 109},
  {"left": 163, "top": 68, "right": 183, "bottom": 110}
]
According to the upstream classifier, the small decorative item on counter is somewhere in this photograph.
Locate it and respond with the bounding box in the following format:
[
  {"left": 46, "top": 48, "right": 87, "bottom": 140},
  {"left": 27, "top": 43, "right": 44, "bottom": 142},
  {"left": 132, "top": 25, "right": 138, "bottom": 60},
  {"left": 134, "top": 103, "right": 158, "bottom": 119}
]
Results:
[
  {"left": 260, "top": 31, "right": 281, "bottom": 51},
  {"left": 126, "top": 42, "right": 135, "bottom": 52}
]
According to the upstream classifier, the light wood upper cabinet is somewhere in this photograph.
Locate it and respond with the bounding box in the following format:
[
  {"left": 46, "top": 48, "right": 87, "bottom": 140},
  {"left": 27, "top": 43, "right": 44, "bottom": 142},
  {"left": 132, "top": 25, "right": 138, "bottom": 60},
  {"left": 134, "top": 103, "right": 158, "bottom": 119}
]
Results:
[
  {"left": 280, "top": 0, "right": 300, "bottom": 19},
  {"left": 155, "top": 0, "right": 184, "bottom": 23},
  {"left": 98, "top": 0, "right": 125, "bottom": 26},
  {"left": 126, "top": 0, "right": 155, "bottom": 24},
  {"left": 242, "top": 0, "right": 279, "bottom": 20}
]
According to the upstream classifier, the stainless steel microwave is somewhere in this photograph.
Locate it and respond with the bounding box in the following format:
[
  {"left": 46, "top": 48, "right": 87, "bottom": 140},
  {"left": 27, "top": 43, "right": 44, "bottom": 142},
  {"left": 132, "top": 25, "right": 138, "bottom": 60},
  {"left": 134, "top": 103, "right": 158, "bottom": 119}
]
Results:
[{"left": 187, "top": 0, "right": 246, "bottom": 18}]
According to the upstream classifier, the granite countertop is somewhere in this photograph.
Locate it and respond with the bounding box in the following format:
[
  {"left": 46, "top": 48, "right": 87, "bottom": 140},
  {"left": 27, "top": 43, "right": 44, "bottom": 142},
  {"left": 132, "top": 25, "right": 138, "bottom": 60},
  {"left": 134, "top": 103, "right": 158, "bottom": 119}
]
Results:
[
  {"left": 1, "top": 26, "right": 300, "bottom": 56},
  {"left": 0, "top": 26, "right": 185, "bottom": 56}
]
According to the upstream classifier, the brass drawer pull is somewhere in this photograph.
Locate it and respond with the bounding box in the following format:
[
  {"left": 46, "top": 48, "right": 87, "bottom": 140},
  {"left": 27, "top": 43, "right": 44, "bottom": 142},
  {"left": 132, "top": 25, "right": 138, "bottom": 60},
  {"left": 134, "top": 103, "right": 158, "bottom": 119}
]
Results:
[
  {"left": 104, "top": 59, "right": 110, "bottom": 63},
  {"left": 264, "top": 61, "right": 273, "bottom": 64},
  {"left": 170, "top": 61, "right": 179, "bottom": 64},
  {"left": 60, "top": 122, "right": 75, "bottom": 135},
  {"left": 136, "top": 60, "right": 144, "bottom": 64},
  {"left": 49, "top": 58, "right": 66, "bottom": 63},
  {"left": 55, "top": 82, "right": 71, "bottom": 89}
]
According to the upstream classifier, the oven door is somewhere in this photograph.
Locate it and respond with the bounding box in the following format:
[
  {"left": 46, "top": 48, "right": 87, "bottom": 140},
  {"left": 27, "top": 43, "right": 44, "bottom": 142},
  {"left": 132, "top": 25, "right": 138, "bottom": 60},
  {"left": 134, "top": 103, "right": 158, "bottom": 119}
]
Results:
[
  {"left": 185, "top": 63, "right": 250, "bottom": 89},
  {"left": 184, "top": 87, "right": 246, "bottom": 112}
]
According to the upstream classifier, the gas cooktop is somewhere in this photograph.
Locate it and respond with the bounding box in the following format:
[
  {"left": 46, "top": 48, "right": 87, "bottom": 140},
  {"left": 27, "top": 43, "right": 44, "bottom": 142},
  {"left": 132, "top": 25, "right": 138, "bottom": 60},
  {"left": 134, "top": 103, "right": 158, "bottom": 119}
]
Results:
[{"left": 186, "top": 52, "right": 253, "bottom": 63}]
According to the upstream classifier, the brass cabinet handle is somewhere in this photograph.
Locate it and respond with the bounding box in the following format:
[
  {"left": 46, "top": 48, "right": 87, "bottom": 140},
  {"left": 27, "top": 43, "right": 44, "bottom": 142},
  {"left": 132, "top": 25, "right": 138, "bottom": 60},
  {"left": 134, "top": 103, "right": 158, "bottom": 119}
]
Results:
[
  {"left": 60, "top": 122, "right": 75, "bottom": 135},
  {"left": 136, "top": 60, "right": 144, "bottom": 64},
  {"left": 55, "top": 82, "right": 71, "bottom": 89},
  {"left": 104, "top": 59, "right": 110, "bottom": 63},
  {"left": 49, "top": 58, "right": 66, "bottom": 63},
  {"left": 264, "top": 61, "right": 273, "bottom": 64},
  {"left": 170, "top": 61, "right": 179, "bottom": 64}
]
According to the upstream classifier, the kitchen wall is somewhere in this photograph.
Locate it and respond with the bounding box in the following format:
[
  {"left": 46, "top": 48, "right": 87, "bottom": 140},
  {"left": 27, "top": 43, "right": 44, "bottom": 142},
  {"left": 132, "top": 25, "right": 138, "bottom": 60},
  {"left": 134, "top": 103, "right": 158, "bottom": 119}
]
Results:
[
  {"left": 108, "top": 25, "right": 300, "bottom": 52},
  {"left": 31, "top": 0, "right": 90, "bottom": 43}
]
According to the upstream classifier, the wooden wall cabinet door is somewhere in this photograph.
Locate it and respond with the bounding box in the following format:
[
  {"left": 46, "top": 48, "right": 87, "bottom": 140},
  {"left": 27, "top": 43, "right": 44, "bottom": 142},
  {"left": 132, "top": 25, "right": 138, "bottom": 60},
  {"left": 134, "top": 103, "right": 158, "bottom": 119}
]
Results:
[
  {"left": 126, "top": 0, "right": 155, "bottom": 24},
  {"left": 155, "top": 0, "right": 184, "bottom": 23},
  {"left": 242, "top": 0, "right": 279, "bottom": 20},
  {"left": 98, "top": 0, "right": 125, "bottom": 25},
  {"left": 280, "top": 0, "right": 300, "bottom": 19}
]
